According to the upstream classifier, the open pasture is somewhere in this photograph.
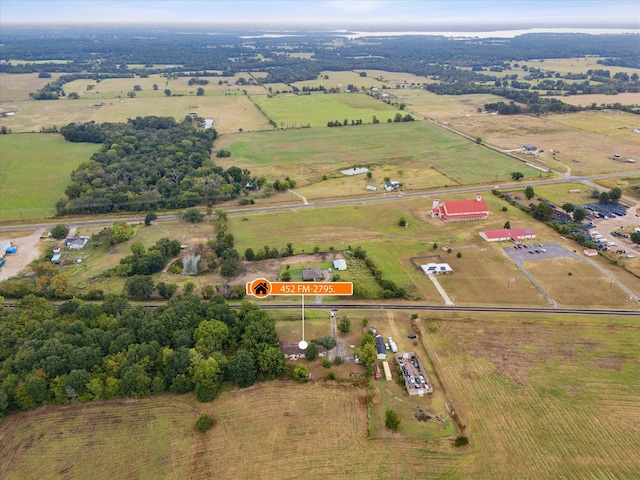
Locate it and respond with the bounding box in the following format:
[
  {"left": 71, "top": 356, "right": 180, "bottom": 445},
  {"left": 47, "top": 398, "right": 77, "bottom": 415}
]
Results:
[
  {"left": 445, "top": 111, "right": 640, "bottom": 176},
  {"left": 0, "top": 134, "right": 100, "bottom": 222},
  {"left": 214, "top": 121, "right": 543, "bottom": 187},
  {"left": 0, "top": 73, "right": 64, "bottom": 103},
  {"left": 290, "top": 70, "right": 388, "bottom": 92},
  {"left": 0, "top": 93, "right": 271, "bottom": 135},
  {"left": 552, "top": 92, "right": 640, "bottom": 107},
  {"left": 251, "top": 92, "right": 404, "bottom": 128},
  {"left": 0, "top": 382, "right": 465, "bottom": 480},
  {"left": 426, "top": 315, "right": 640, "bottom": 479},
  {"left": 393, "top": 88, "right": 510, "bottom": 122},
  {"left": 516, "top": 56, "right": 640, "bottom": 77},
  {"left": 523, "top": 256, "right": 637, "bottom": 308}
]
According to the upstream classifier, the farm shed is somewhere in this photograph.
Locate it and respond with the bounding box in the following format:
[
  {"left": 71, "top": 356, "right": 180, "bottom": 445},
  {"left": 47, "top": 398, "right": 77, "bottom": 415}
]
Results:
[
  {"left": 375, "top": 336, "right": 387, "bottom": 360},
  {"left": 583, "top": 249, "right": 598, "bottom": 257},
  {"left": 523, "top": 144, "right": 537, "bottom": 151},
  {"left": 431, "top": 194, "right": 489, "bottom": 221},
  {"left": 302, "top": 267, "right": 323, "bottom": 281},
  {"left": 479, "top": 227, "right": 536, "bottom": 242},
  {"left": 333, "top": 259, "right": 347, "bottom": 271}
]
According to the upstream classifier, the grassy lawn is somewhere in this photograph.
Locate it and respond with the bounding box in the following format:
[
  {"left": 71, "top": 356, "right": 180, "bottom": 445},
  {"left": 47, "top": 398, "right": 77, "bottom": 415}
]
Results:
[{"left": 0, "top": 134, "right": 100, "bottom": 222}]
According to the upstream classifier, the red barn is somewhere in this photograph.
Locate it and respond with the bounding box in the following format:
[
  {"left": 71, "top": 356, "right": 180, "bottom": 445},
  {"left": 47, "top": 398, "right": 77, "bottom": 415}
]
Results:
[{"left": 431, "top": 194, "right": 489, "bottom": 221}]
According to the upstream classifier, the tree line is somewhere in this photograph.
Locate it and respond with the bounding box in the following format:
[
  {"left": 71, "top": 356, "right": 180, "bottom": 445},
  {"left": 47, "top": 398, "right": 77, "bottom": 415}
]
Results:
[{"left": 0, "top": 293, "right": 290, "bottom": 417}]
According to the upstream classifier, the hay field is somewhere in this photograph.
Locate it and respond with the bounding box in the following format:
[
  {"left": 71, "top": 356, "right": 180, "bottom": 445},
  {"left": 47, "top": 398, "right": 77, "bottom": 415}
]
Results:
[
  {"left": 0, "top": 133, "right": 100, "bottom": 222},
  {"left": 214, "top": 121, "right": 542, "bottom": 187},
  {"left": 0, "top": 383, "right": 465, "bottom": 480},
  {"left": 425, "top": 316, "right": 640, "bottom": 479}
]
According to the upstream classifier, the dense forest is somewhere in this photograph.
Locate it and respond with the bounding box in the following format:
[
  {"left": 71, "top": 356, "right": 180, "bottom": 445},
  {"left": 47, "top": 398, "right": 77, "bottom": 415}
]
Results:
[
  {"left": 57, "top": 116, "right": 253, "bottom": 214},
  {"left": 0, "top": 294, "right": 296, "bottom": 418},
  {"left": 1, "top": 27, "right": 638, "bottom": 80}
]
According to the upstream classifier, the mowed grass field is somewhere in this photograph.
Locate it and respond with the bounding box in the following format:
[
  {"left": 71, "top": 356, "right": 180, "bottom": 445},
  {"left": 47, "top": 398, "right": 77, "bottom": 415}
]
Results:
[
  {"left": 251, "top": 92, "right": 405, "bottom": 128},
  {"left": 0, "top": 133, "right": 100, "bottom": 221},
  {"left": 214, "top": 120, "right": 543, "bottom": 187},
  {"left": 0, "top": 382, "right": 466, "bottom": 480},
  {"left": 424, "top": 314, "right": 640, "bottom": 479}
]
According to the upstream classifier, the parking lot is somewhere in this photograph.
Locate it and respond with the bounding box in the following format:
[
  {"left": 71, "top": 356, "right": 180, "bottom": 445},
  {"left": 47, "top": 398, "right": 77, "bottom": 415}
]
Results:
[{"left": 504, "top": 241, "right": 574, "bottom": 263}]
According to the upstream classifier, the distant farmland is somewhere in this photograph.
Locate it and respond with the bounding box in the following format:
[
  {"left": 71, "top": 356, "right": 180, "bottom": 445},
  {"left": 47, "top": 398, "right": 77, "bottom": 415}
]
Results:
[{"left": 0, "top": 133, "right": 99, "bottom": 221}]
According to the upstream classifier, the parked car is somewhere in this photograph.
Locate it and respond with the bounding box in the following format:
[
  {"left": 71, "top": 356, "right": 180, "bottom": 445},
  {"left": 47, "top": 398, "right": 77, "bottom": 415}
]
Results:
[{"left": 408, "top": 334, "right": 418, "bottom": 339}]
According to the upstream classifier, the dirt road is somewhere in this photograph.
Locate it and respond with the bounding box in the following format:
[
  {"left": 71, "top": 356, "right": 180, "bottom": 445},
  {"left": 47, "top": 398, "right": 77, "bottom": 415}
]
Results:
[{"left": 0, "top": 229, "right": 44, "bottom": 281}]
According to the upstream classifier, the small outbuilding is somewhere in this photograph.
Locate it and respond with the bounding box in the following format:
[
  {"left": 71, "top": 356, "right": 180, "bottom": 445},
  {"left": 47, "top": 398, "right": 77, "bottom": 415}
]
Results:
[
  {"left": 584, "top": 249, "right": 598, "bottom": 257},
  {"left": 333, "top": 259, "right": 347, "bottom": 271},
  {"left": 375, "top": 336, "right": 387, "bottom": 360},
  {"left": 51, "top": 254, "right": 62, "bottom": 264},
  {"left": 523, "top": 144, "right": 537, "bottom": 151}
]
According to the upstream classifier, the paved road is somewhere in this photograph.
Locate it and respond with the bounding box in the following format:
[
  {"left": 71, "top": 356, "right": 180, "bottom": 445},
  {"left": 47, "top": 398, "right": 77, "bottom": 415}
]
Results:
[{"left": 3, "top": 171, "right": 639, "bottom": 233}]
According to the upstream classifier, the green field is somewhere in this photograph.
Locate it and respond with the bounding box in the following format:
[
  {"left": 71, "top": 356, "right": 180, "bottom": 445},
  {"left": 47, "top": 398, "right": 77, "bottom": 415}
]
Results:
[
  {"left": 0, "top": 133, "right": 100, "bottom": 221},
  {"left": 215, "top": 121, "right": 544, "bottom": 187},
  {"left": 251, "top": 92, "right": 405, "bottom": 128}
]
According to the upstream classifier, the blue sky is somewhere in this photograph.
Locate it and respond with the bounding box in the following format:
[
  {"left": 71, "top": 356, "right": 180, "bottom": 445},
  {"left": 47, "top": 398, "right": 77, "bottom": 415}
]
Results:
[{"left": 1, "top": 0, "right": 639, "bottom": 29}]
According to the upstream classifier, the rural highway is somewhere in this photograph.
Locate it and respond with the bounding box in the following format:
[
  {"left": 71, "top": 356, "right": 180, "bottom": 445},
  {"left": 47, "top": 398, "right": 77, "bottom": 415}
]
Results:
[
  {"left": 2, "top": 170, "right": 640, "bottom": 233},
  {"left": 1, "top": 301, "right": 638, "bottom": 316}
]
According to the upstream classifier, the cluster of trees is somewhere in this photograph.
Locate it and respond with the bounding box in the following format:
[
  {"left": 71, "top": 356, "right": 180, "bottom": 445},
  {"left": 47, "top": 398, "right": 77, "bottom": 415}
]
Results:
[
  {"left": 57, "top": 117, "right": 254, "bottom": 214},
  {"left": 327, "top": 119, "right": 364, "bottom": 127},
  {"left": 0, "top": 294, "right": 290, "bottom": 417},
  {"left": 0, "top": 261, "right": 72, "bottom": 300},
  {"left": 115, "top": 238, "right": 181, "bottom": 277},
  {"left": 245, "top": 243, "right": 295, "bottom": 262},
  {"left": 346, "top": 246, "right": 406, "bottom": 299},
  {"left": 484, "top": 101, "right": 522, "bottom": 115}
]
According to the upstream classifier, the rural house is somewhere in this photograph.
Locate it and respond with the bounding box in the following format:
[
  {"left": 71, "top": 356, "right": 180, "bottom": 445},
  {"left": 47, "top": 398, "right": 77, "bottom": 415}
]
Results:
[
  {"left": 431, "top": 194, "right": 489, "bottom": 221},
  {"left": 64, "top": 236, "right": 90, "bottom": 249},
  {"left": 280, "top": 342, "right": 327, "bottom": 360},
  {"left": 302, "top": 267, "right": 323, "bottom": 281}
]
